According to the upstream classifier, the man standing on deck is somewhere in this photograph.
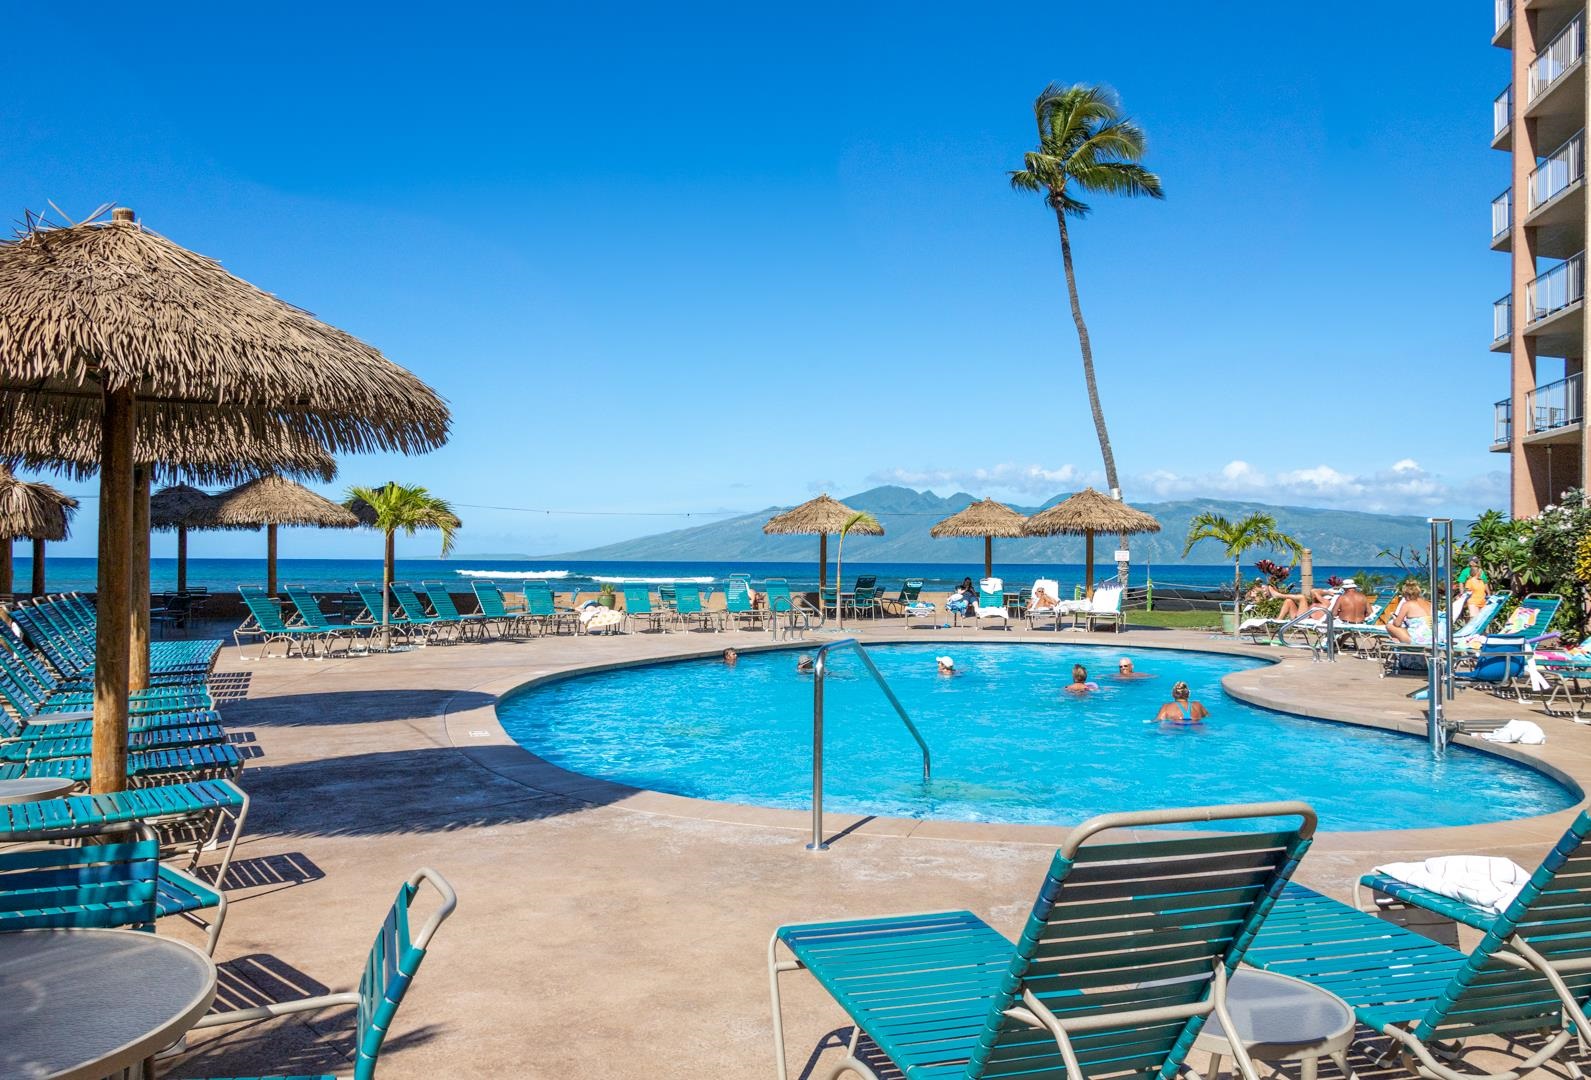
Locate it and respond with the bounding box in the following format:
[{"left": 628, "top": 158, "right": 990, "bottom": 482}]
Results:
[{"left": 1335, "top": 579, "right": 1370, "bottom": 624}]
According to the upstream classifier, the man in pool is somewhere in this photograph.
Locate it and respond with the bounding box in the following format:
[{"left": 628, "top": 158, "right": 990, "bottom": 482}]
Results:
[
  {"left": 937, "top": 655, "right": 957, "bottom": 676},
  {"left": 1156, "top": 681, "right": 1209, "bottom": 725},
  {"left": 1065, "top": 663, "right": 1098, "bottom": 694},
  {"left": 1113, "top": 657, "right": 1153, "bottom": 680},
  {"left": 722, "top": 647, "right": 739, "bottom": 666},
  {"left": 797, "top": 655, "right": 814, "bottom": 673}
]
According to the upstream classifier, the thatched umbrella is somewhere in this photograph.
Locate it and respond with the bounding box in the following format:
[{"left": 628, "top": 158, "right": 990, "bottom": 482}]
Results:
[
  {"left": 150, "top": 484, "right": 231, "bottom": 595},
  {"left": 0, "top": 208, "right": 448, "bottom": 793},
  {"left": 212, "top": 475, "right": 359, "bottom": 594},
  {"left": 929, "top": 498, "right": 1028, "bottom": 578},
  {"left": 763, "top": 493, "right": 884, "bottom": 589},
  {"left": 0, "top": 467, "right": 77, "bottom": 596},
  {"left": 1023, "top": 488, "right": 1162, "bottom": 597}
]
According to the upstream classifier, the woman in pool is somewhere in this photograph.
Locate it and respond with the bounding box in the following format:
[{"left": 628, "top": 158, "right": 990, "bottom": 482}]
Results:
[
  {"left": 1385, "top": 581, "right": 1434, "bottom": 645},
  {"left": 797, "top": 655, "right": 814, "bottom": 673},
  {"left": 1113, "top": 657, "right": 1153, "bottom": 680},
  {"left": 1065, "top": 663, "right": 1098, "bottom": 694},
  {"left": 1156, "top": 682, "right": 1208, "bottom": 725}
]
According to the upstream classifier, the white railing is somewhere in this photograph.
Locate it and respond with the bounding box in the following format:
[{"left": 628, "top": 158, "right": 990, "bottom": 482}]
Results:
[
  {"left": 1497, "top": 0, "right": 1511, "bottom": 35},
  {"left": 1530, "top": 131, "right": 1584, "bottom": 209},
  {"left": 1530, "top": 14, "right": 1584, "bottom": 101},
  {"left": 1495, "top": 85, "right": 1513, "bottom": 138},
  {"left": 1526, "top": 372, "right": 1582, "bottom": 434},
  {"left": 1526, "top": 252, "right": 1585, "bottom": 322},
  {"left": 1493, "top": 188, "right": 1513, "bottom": 238},
  {"left": 1495, "top": 294, "right": 1512, "bottom": 341},
  {"left": 1494, "top": 398, "right": 1512, "bottom": 444}
]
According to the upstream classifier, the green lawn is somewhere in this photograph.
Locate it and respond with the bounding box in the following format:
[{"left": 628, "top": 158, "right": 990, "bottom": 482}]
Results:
[{"left": 1123, "top": 609, "right": 1224, "bottom": 629}]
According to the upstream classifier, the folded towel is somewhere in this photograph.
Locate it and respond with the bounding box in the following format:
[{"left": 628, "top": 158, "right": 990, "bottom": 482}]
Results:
[
  {"left": 1481, "top": 718, "right": 1546, "bottom": 745},
  {"left": 906, "top": 602, "right": 936, "bottom": 614},
  {"left": 1372, "top": 855, "right": 1532, "bottom": 916}
]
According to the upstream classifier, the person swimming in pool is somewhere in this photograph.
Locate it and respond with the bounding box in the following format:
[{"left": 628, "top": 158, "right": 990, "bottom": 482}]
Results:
[
  {"left": 1113, "top": 657, "right": 1154, "bottom": 680},
  {"left": 1155, "top": 682, "right": 1208, "bottom": 726},
  {"left": 722, "top": 647, "right": 739, "bottom": 666},
  {"left": 1065, "top": 663, "right": 1098, "bottom": 694},
  {"left": 797, "top": 655, "right": 814, "bottom": 673},
  {"left": 937, "top": 655, "right": 957, "bottom": 676}
]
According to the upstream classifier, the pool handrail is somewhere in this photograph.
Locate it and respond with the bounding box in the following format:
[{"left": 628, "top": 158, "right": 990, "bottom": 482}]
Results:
[{"left": 809, "top": 638, "right": 930, "bottom": 851}]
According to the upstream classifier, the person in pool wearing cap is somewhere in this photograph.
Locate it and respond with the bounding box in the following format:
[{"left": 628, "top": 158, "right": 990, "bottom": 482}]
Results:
[
  {"left": 936, "top": 655, "right": 958, "bottom": 676},
  {"left": 1334, "top": 579, "right": 1370, "bottom": 625}
]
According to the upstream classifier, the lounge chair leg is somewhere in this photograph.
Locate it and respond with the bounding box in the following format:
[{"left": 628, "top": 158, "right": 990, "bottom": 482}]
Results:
[
  {"left": 768, "top": 935, "right": 801, "bottom": 1080},
  {"left": 824, "top": 1059, "right": 881, "bottom": 1080}
]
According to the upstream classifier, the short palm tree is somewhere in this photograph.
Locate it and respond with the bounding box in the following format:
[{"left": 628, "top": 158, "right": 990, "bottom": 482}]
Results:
[
  {"left": 1182, "top": 512, "right": 1303, "bottom": 639},
  {"left": 345, "top": 482, "right": 460, "bottom": 631},
  {"left": 833, "top": 511, "right": 879, "bottom": 631},
  {"left": 1010, "top": 83, "right": 1163, "bottom": 502}
]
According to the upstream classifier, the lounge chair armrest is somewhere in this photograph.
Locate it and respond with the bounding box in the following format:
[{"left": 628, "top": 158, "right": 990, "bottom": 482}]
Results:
[
  {"left": 25, "top": 710, "right": 93, "bottom": 725},
  {"left": 191, "top": 989, "right": 361, "bottom": 1029},
  {"left": 408, "top": 866, "right": 458, "bottom": 949}
]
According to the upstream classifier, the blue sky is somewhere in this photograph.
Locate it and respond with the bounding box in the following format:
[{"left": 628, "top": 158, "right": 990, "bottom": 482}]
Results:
[{"left": 5, "top": 3, "right": 1507, "bottom": 559}]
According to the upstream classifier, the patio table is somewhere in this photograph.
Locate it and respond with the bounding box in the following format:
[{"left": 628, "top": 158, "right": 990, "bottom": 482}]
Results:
[
  {"left": 0, "top": 927, "right": 217, "bottom": 1080},
  {"left": 0, "top": 776, "right": 73, "bottom": 804}
]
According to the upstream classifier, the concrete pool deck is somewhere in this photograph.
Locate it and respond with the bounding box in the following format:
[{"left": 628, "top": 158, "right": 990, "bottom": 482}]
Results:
[{"left": 172, "top": 622, "right": 1591, "bottom": 1078}]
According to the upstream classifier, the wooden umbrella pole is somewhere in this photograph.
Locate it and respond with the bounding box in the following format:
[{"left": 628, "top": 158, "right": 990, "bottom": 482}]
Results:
[
  {"left": 30, "top": 537, "right": 45, "bottom": 596},
  {"left": 1084, "top": 530, "right": 1095, "bottom": 598},
  {"left": 984, "top": 536, "right": 992, "bottom": 579},
  {"left": 176, "top": 526, "right": 188, "bottom": 594},
  {"left": 128, "top": 466, "right": 152, "bottom": 693},
  {"left": 92, "top": 388, "right": 136, "bottom": 794},
  {"left": 819, "top": 534, "right": 828, "bottom": 590},
  {"left": 267, "top": 523, "right": 278, "bottom": 594},
  {"left": 0, "top": 537, "right": 12, "bottom": 596}
]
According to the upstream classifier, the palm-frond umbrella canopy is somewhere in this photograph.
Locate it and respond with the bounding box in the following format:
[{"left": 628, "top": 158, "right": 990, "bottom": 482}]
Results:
[
  {"left": 763, "top": 493, "right": 883, "bottom": 589},
  {"left": 929, "top": 498, "right": 1028, "bottom": 578},
  {"left": 0, "top": 467, "right": 77, "bottom": 596},
  {"left": 0, "top": 208, "right": 449, "bottom": 793},
  {"left": 150, "top": 484, "right": 244, "bottom": 595},
  {"left": 1023, "top": 488, "right": 1162, "bottom": 597},
  {"left": 212, "top": 476, "right": 359, "bottom": 594}
]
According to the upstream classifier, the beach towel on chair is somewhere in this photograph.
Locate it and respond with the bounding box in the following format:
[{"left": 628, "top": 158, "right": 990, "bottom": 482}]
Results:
[{"left": 1371, "top": 854, "right": 1532, "bottom": 916}]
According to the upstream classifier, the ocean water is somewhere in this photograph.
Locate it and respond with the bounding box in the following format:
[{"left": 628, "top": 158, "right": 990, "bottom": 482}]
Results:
[
  {"left": 18, "top": 556, "right": 1375, "bottom": 597},
  {"left": 497, "top": 643, "right": 1577, "bottom": 832}
]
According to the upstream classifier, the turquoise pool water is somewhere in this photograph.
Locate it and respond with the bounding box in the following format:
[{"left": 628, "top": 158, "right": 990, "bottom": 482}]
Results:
[{"left": 496, "top": 643, "right": 1580, "bottom": 831}]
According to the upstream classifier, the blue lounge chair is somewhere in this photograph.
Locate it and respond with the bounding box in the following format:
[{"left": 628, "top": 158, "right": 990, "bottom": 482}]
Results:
[
  {"left": 469, "top": 580, "right": 529, "bottom": 638},
  {"left": 724, "top": 578, "right": 766, "bottom": 630},
  {"left": 1248, "top": 809, "right": 1591, "bottom": 1080},
  {"left": 0, "top": 742, "right": 243, "bottom": 787},
  {"left": 184, "top": 869, "right": 457, "bottom": 1077},
  {"left": 521, "top": 581, "right": 577, "bottom": 636},
  {"left": 239, "top": 595, "right": 343, "bottom": 659},
  {"left": 621, "top": 585, "right": 666, "bottom": 633},
  {"left": 390, "top": 582, "right": 454, "bottom": 643},
  {"left": 770, "top": 802, "right": 1316, "bottom": 1080},
  {"left": 421, "top": 580, "right": 492, "bottom": 640},
  {"left": 672, "top": 583, "right": 719, "bottom": 632}
]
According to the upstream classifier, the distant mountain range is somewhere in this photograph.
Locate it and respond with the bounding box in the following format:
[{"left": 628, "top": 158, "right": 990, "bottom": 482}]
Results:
[{"left": 542, "top": 486, "right": 1446, "bottom": 566}]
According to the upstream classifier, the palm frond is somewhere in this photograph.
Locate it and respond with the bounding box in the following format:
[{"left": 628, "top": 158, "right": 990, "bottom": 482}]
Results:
[{"left": 1069, "top": 161, "right": 1164, "bottom": 199}]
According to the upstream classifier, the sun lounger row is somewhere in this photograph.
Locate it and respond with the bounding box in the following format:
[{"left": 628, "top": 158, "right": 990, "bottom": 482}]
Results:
[{"left": 774, "top": 798, "right": 1591, "bottom": 1080}]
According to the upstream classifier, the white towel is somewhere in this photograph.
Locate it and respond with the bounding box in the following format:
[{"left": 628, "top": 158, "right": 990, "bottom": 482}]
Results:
[
  {"left": 1524, "top": 658, "right": 1552, "bottom": 693},
  {"left": 1372, "top": 855, "right": 1532, "bottom": 916},
  {"left": 1481, "top": 718, "right": 1546, "bottom": 745}
]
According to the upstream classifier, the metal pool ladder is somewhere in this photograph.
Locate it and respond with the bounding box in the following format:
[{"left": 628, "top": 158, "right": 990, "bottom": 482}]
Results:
[{"left": 809, "top": 638, "right": 931, "bottom": 851}]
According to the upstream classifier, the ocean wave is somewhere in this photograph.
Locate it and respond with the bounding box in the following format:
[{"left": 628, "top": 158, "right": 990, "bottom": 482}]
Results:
[
  {"left": 591, "top": 574, "right": 715, "bottom": 584},
  {"left": 455, "top": 569, "right": 571, "bottom": 579}
]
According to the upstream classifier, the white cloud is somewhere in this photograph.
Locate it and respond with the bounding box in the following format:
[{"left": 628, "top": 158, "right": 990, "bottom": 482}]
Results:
[
  {"left": 1132, "top": 458, "right": 1505, "bottom": 514},
  {"left": 869, "top": 463, "right": 1087, "bottom": 497}
]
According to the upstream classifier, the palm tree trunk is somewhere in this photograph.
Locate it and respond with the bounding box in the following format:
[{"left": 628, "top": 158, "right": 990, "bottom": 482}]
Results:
[
  {"left": 382, "top": 530, "right": 394, "bottom": 639},
  {"left": 1054, "top": 211, "right": 1120, "bottom": 497},
  {"left": 1233, "top": 556, "right": 1242, "bottom": 641},
  {"left": 835, "top": 532, "right": 845, "bottom": 631}
]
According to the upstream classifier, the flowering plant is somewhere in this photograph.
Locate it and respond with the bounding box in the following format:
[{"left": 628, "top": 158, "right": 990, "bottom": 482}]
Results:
[{"left": 1252, "top": 559, "right": 1292, "bottom": 587}]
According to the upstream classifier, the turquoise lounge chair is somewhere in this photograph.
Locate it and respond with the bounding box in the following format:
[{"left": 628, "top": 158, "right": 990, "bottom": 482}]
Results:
[
  {"left": 763, "top": 579, "right": 816, "bottom": 635},
  {"left": 879, "top": 579, "right": 924, "bottom": 617},
  {"left": 421, "top": 580, "right": 492, "bottom": 640},
  {"left": 522, "top": 581, "right": 577, "bottom": 635},
  {"left": 724, "top": 578, "right": 766, "bottom": 630},
  {"left": 672, "top": 583, "right": 720, "bottom": 632},
  {"left": 185, "top": 869, "right": 457, "bottom": 1079},
  {"left": 469, "top": 580, "right": 529, "bottom": 637},
  {"left": 390, "top": 582, "right": 454, "bottom": 643},
  {"left": 620, "top": 585, "right": 666, "bottom": 633},
  {"left": 0, "top": 831, "right": 160, "bottom": 932},
  {"left": 770, "top": 802, "right": 1316, "bottom": 1080},
  {"left": 1248, "top": 809, "right": 1591, "bottom": 1080},
  {"left": 0, "top": 742, "right": 243, "bottom": 787},
  {"left": 241, "top": 595, "right": 344, "bottom": 659}
]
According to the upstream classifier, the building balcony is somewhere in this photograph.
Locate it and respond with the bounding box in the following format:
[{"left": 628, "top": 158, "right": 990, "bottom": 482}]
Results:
[
  {"left": 1492, "top": 397, "right": 1512, "bottom": 450},
  {"left": 1493, "top": 293, "right": 1512, "bottom": 352},
  {"left": 1525, "top": 131, "right": 1587, "bottom": 259},
  {"left": 1523, "top": 372, "right": 1584, "bottom": 445},
  {"left": 1492, "top": 188, "right": 1513, "bottom": 251},
  {"left": 1496, "top": 0, "right": 1513, "bottom": 47},
  {"left": 1526, "top": 252, "right": 1586, "bottom": 355},
  {"left": 1526, "top": 13, "right": 1586, "bottom": 148},
  {"left": 1493, "top": 85, "right": 1513, "bottom": 151}
]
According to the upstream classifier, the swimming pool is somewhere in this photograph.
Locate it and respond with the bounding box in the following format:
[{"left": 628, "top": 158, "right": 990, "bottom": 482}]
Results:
[{"left": 496, "top": 643, "right": 1579, "bottom": 831}]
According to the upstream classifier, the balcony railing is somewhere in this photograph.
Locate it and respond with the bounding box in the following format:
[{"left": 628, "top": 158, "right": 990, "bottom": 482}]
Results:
[
  {"left": 1527, "top": 253, "right": 1585, "bottom": 322},
  {"left": 1530, "top": 131, "right": 1584, "bottom": 209},
  {"left": 1530, "top": 14, "right": 1584, "bottom": 102},
  {"left": 1495, "top": 398, "right": 1512, "bottom": 445},
  {"left": 1493, "top": 188, "right": 1513, "bottom": 238},
  {"left": 1495, "top": 293, "right": 1512, "bottom": 341},
  {"left": 1526, "top": 372, "right": 1583, "bottom": 434},
  {"left": 1496, "top": 0, "right": 1511, "bottom": 35},
  {"left": 1495, "top": 85, "right": 1513, "bottom": 138}
]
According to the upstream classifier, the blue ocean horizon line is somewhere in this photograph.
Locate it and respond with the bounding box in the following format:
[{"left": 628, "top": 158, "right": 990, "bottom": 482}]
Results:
[{"left": 17, "top": 555, "right": 1390, "bottom": 596}]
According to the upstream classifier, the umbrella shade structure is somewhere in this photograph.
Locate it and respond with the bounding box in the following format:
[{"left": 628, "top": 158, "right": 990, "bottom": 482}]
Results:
[
  {"left": 0, "top": 208, "right": 449, "bottom": 793},
  {"left": 1023, "top": 488, "right": 1162, "bottom": 597},
  {"left": 212, "top": 476, "right": 359, "bottom": 594},
  {"left": 150, "top": 483, "right": 247, "bottom": 595},
  {"left": 763, "top": 493, "right": 884, "bottom": 589},
  {"left": 0, "top": 467, "right": 77, "bottom": 596},
  {"left": 929, "top": 498, "right": 1028, "bottom": 578}
]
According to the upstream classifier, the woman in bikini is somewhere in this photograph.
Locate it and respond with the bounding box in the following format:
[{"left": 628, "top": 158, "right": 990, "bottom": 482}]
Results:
[
  {"left": 1155, "top": 681, "right": 1209, "bottom": 726},
  {"left": 1385, "top": 581, "right": 1434, "bottom": 644}
]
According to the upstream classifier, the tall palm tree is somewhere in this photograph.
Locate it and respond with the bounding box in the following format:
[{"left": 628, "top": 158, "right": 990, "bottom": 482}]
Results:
[
  {"left": 833, "top": 510, "right": 879, "bottom": 631},
  {"left": 1182, "top": 512, "right": 1303, "bottom": 640},
  {"left": 345, "top": 482, "right": 460, "bottom": 633},
  {"left": 1010, "top": 84, "right": 1163, "bottom": 502}
]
